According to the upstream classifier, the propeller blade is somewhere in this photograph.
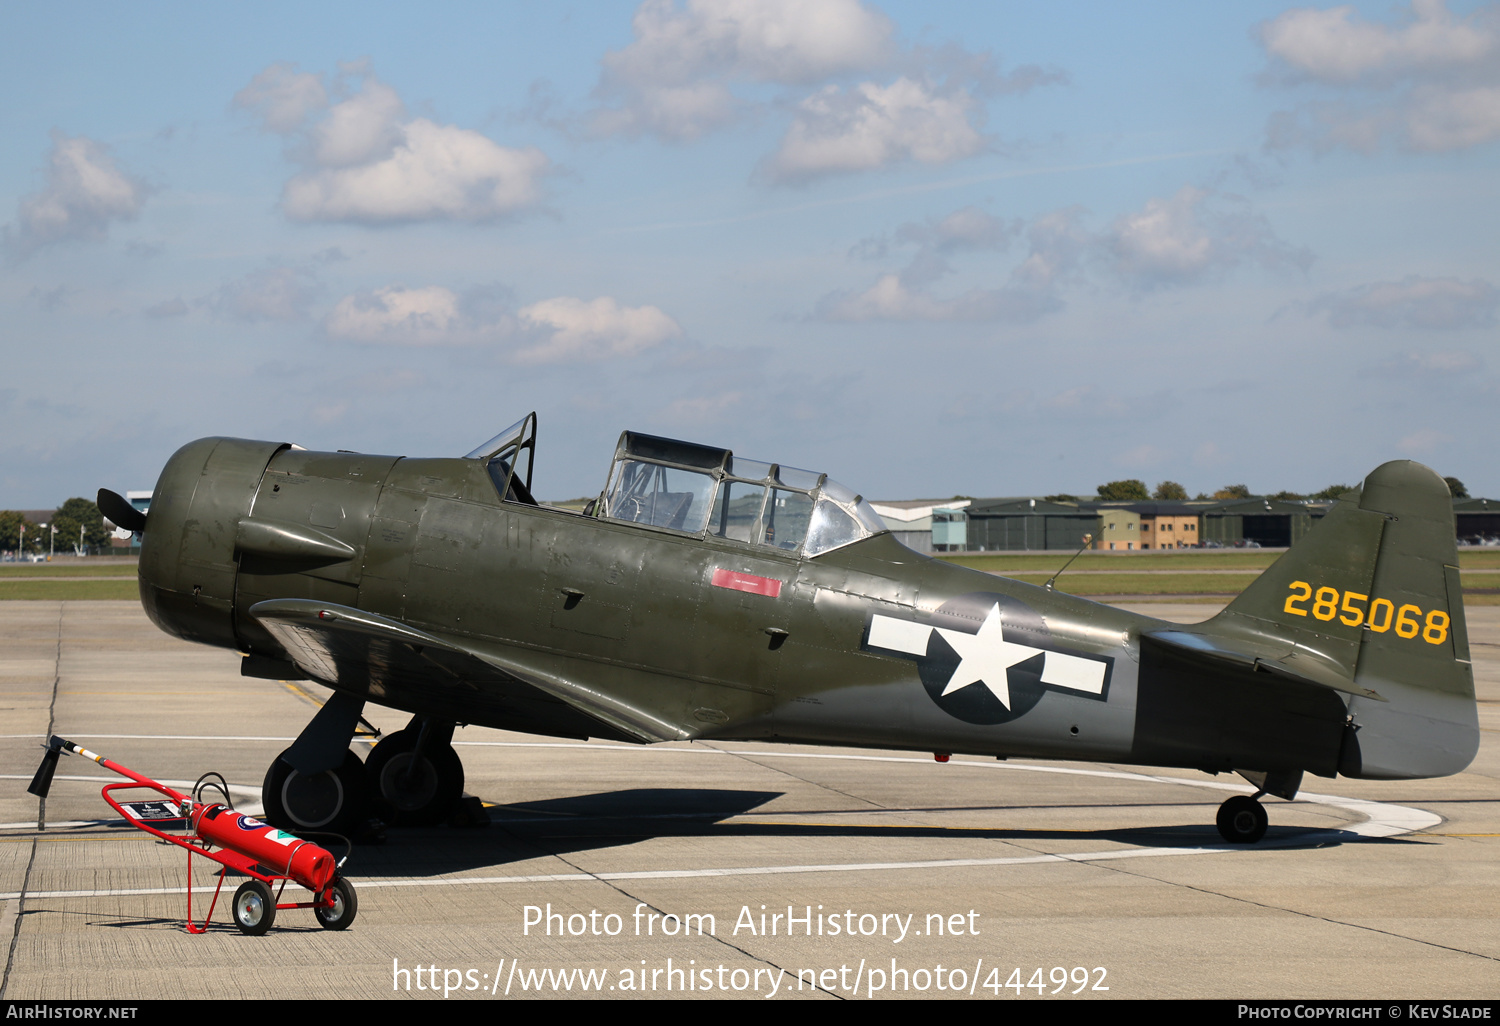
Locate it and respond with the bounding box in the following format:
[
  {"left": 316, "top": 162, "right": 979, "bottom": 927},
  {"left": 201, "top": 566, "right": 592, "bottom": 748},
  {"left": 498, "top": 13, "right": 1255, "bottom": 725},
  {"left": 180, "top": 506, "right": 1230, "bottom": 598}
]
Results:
[{"left": 97, "top": 488, "right": 146, "bottom": 534}]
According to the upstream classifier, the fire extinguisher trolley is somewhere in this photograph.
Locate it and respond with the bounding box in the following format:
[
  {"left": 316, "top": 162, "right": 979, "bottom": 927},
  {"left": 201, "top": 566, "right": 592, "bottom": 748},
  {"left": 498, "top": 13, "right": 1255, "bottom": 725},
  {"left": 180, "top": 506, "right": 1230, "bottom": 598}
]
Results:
[{"left": 28, "top": 735, "right": 357, "bottom": 936}]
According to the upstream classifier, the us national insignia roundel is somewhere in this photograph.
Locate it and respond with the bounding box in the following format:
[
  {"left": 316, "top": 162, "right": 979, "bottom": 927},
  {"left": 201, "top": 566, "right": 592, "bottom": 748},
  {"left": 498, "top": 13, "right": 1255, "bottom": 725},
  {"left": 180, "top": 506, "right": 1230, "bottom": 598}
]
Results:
[{"left": 862, "top": 592, "right": 1113, "bottom": 726}]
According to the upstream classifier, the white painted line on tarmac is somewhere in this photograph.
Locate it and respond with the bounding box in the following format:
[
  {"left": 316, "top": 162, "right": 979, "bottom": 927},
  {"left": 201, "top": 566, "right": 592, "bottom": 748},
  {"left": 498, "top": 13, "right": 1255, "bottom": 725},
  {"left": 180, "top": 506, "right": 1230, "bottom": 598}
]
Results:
[
  {"left": 0, "top": 774, "right": 262, "bottom": 831},
  {"left": 0, "top": 755, "right": 1440, "bottom": 901},
  {"left": 0, "top": 734, "right": 296, "bottom": 742}
]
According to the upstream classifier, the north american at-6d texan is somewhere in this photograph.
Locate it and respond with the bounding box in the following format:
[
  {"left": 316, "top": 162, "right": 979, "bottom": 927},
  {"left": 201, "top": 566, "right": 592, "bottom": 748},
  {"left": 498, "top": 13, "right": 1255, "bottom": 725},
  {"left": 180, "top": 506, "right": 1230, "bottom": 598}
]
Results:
[{"left": 97, "top": 413, "right": 1478, "bottom": 845}]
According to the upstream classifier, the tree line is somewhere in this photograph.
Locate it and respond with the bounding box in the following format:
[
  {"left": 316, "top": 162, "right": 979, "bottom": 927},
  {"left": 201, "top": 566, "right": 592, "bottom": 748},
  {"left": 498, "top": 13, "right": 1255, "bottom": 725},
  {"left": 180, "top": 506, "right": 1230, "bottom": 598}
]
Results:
[
  {"left": 0, "top": 498, "right": 115, "bottom": 556},
  {"left": 1073, "top": 477, "right": 1471, "bottom": 503}
]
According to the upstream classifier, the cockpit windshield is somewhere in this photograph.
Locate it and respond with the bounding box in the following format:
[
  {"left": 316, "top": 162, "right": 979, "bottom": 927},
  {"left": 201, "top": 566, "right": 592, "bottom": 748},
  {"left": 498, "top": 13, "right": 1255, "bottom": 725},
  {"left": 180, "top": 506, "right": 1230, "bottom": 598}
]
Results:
[
  {"left": 598, "top": 430, "right": 886, "bottom": 557},
  {"left": 463, "top": 412, "right": 537, "bottom": 505}
]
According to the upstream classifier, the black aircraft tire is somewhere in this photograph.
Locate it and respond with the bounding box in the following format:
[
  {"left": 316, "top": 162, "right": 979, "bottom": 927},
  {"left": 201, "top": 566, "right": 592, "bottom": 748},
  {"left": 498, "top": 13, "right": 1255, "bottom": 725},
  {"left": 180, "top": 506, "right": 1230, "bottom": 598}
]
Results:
[
  {"left": 261, "top": 749, "right": 368, "bottom": 836},
  {"left": 1216, "top": 795, "right": 1269, "bottom": 844},
  {"left": 233, "top": 880, "right": 276, "bottom": 936},
  {"left": 315, "top": 876, "right": 358, "bottom": 931},
  {"left": 366, "top": 729, "right": 465, "bottom": 827}
]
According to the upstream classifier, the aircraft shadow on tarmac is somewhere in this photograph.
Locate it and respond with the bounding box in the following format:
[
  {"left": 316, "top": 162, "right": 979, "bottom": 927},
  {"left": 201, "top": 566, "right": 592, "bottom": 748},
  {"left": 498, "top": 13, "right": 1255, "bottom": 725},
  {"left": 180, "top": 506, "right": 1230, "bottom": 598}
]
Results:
[{"left": 338, "top": 787, "right": 1410, "bottom": 880}]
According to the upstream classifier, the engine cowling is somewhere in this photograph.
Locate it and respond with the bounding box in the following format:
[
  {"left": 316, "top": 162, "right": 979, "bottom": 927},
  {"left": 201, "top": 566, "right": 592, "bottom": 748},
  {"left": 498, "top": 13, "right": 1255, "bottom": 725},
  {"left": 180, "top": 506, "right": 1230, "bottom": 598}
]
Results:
[{"left": 139, "top": 437, "right": 289, "bottom": 650}]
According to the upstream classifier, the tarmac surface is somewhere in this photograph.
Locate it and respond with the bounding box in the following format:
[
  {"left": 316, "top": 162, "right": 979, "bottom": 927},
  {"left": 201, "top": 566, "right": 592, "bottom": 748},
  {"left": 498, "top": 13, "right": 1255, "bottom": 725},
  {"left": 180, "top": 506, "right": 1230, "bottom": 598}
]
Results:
[{"left": 0, "top": 600, "right": 1495, "bottom": 1001}]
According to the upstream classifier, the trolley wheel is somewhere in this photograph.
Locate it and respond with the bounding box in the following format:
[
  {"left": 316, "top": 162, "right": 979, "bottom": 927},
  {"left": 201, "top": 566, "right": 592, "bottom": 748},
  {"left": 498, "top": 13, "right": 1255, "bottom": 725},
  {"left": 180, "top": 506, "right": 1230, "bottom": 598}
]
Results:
[
  {"left": 233, "top": 880, "right": 277, "bottom": 936},
  {"left": 314, "top": 876, "right": 358, "bottom": 931},
  {"left": 366, "top": 728, "right": 464, "bottom": 827},
  {"left": 1216, "top": 795, "right": 1269, "bottom": 844},
  {"left": 262, "top": 749, "right": 368, "bottom": 835}
]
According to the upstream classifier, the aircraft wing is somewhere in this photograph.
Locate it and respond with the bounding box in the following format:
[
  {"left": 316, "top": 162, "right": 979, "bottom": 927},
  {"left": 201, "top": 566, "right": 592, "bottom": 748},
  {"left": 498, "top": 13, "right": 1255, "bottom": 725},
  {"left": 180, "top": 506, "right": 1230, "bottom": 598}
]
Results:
[
  {"left": 1142, "top": 628, "right": 1386, "bottom": 701},
  {"left": 247, "top": 598, "right": 688, "bottom": 744}
]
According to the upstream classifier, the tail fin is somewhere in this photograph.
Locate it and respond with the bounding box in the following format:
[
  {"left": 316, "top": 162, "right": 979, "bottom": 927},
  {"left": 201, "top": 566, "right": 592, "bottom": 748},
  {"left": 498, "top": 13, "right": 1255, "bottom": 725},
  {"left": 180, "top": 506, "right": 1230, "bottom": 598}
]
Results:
[{"left": 1211, "top": 460, "right": 1476, "bottom": 779}]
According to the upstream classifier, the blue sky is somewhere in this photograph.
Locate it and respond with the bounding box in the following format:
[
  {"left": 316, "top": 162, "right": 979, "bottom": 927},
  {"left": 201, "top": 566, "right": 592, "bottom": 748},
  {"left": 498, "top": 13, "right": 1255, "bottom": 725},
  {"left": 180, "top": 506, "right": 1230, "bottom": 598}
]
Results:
[{"left": 3, "top": 0, "right": 1496, "bottom": 505}]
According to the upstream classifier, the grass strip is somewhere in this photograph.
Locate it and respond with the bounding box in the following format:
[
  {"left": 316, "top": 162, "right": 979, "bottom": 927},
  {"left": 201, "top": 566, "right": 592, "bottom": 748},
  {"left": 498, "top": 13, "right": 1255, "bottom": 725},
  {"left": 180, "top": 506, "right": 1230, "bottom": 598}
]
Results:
[
  {"left": 0, "top": 580, "right": 140, "bottom": 600},
  {"left": 0, "top": 563, "right": 139, "bottom": 577}
]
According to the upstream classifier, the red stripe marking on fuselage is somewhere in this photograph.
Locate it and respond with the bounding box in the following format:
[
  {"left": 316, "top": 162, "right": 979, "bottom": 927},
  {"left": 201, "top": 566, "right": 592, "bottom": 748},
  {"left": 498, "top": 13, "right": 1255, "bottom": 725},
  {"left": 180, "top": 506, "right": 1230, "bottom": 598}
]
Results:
[{"left": 711, "top": 568, "right": 783, "bottom": 598}]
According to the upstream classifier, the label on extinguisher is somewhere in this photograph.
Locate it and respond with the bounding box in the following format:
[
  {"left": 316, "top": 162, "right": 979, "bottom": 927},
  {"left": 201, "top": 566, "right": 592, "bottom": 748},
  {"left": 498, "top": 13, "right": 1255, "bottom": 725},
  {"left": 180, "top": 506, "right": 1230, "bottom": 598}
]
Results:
[
  {"left": 235, "top": 814, "right": 300, "bottom": 845},
  {"left": 119, "top": 800, "right": 186, "bottom": 825}
]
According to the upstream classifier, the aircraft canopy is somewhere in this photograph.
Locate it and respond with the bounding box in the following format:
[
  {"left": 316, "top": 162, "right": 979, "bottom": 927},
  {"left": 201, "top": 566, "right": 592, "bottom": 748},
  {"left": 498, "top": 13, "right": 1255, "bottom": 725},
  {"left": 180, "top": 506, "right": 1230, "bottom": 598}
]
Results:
[
  {"left": 465, "top": 417, "right": 887, "bottom": 558},
  {"left": 598, "top": 430, "right": 887, "bottom": 558}
]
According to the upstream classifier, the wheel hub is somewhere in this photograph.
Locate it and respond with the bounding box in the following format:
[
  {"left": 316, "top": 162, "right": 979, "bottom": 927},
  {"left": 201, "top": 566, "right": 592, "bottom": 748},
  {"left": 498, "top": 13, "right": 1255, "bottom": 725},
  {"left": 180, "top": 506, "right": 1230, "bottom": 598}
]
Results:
[
  {"left": 237, "top": 892, "right": 263, "bottom": 925},
  {"left": 378, "top": 753, "right": 438, "bottom": 812},
  {"left": 280, "top": 769, "right": 345, "bottom": 829}
]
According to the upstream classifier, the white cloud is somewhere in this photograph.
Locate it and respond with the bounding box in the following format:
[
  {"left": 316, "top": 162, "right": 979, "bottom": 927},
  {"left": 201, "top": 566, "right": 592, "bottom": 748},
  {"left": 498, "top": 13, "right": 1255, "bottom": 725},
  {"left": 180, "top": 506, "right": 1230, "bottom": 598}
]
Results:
[
  {"left": 324, "top": 285, "right": 478, "bottom": 345},
  {"left": 816, "top": 189, "right": 1306, "bottom": 324},
  {"left": 1107, "top": 187, "right": 1310, "bottom": 288},
  {"left": 516, "top": 296, "right": 682, "bottom": 363},
  {"left": 325, "top": 286, "right": 680, "bottom": 363},
  {"left": 237, "top": 64, "right": 551, "bottom": 224},
  {"left": 818, "top": 203, "right": 1072, "bottom": 322},
  {"left": 1261, "top": 0, "right": 1494, "bottom": 83},
  {"left": 309, "top": 77, "right": 406, "bottom": 168},
  {"left": 763, "top": 77, "right": 986, "bottom": 182},
  {"left": 1011, "top": 207, "right": 1091, "bottom": 291},
  {"left": 594, "top": 0, "right": 894, "bottom": 140},
  {"left": 1314, "top": 275, "right": 1498, "bottom": 329},
  {"left": 1260, "top": 1, "right": 1500, "bottom": 153},
  {"left": 283, "top": 119, "right": 550, "bottom": 223},
  {"left": 214, "top": 267, "right": 320, "bottom": 323},
  {"left": 875, "top": 205, "right": 1018, "bottom": 287},
  {"left": 233, "top": 63, "right": 329, "bottom": 133},
  {"left": 816, "top": 273, "right": 1057, "bottom": 324},
  {"left": 1406, "top": 83, "right": 1500, "bottom": 149},
  {"left": 920, "top": 205, "right": 1015, "bottom": 250},
  {"left": 7, "top": 132, "right": 149, "bottom": 255},
  {"left": 590, "top": 1, "right": 1043, "bottom": 183}
]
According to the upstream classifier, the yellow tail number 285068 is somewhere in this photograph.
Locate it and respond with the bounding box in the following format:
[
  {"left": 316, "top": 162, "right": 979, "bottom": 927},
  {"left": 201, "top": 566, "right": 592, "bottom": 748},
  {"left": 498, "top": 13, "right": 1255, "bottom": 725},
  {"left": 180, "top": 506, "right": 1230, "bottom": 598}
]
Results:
[{"left": 1283, "top": 581, "right": 1449, "bottom": 645}]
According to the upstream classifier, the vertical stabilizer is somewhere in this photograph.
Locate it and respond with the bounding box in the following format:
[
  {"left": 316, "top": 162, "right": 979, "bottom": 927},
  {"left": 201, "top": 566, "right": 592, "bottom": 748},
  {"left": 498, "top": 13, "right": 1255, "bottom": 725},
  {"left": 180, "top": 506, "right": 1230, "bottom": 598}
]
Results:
[{"left": 1210, "top": 461, "right": 1476, "bottom": 779}]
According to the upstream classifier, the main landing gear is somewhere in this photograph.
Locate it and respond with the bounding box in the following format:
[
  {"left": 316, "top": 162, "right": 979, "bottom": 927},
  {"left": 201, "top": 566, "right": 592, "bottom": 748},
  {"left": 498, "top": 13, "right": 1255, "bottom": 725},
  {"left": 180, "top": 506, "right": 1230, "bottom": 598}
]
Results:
[
  {"left": 366, "top": 721, "right": 465, "bottom": 826},
  {"left": 263, "top": 750, "right": 369, "bottom": 835},
  {"left": 259, "top": 692, "right": 466, "bottom": 835}
]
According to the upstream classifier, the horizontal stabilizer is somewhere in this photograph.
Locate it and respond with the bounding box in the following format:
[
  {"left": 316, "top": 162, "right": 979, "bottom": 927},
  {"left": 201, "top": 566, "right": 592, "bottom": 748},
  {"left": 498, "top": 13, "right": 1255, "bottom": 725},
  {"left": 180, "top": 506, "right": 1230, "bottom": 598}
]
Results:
[{"left": 1143, "top": 629, "right": 1385, "bottom": 700}]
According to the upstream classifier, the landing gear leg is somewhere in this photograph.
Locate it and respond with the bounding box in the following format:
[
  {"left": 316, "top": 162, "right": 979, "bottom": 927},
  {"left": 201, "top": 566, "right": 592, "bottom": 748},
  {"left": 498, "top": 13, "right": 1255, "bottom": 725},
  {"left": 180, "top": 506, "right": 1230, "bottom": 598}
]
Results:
[
  {"left": 366, "top": 718, "right": 464, "bottom": 826},
  {"left": 1215, "top": 794, "right": 1269, "bottom": 844}
]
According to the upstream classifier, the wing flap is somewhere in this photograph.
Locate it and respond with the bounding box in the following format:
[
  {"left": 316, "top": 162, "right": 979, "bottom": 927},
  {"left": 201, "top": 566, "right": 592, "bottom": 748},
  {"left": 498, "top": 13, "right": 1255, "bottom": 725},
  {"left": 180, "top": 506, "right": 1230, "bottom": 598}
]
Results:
[{"left": 248, "top": 599, "right": 687, "bottom": 743}]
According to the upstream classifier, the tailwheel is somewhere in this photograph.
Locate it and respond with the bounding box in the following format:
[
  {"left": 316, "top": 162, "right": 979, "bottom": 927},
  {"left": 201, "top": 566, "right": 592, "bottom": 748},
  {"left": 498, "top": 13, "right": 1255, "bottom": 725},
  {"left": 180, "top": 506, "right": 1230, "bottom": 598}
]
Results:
[
  {"left": 233, "top": 880, "right": 276, "bottom": 936},
  {"left": 366, "top": 726, "right": 464, "bottom": 826},
  {"left": 314, "top": 876, "right": 358, "bottom": 931},
  {"left": 262, "top": 749, "right": 368, "bottom": 835},
  {"left": 1216, "top": 795, "right": 1269, "bottom": 844}
]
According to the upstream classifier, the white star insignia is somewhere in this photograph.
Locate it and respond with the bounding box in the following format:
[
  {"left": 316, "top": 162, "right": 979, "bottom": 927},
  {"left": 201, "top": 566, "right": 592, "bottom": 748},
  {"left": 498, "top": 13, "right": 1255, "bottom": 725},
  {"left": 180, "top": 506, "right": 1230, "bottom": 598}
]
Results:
[
  {"left": 933, "top": 604, "right": 1041, "bottom": 709},
  {"left": 865, "top": 603, "right": 1109, "bottom": 711}
]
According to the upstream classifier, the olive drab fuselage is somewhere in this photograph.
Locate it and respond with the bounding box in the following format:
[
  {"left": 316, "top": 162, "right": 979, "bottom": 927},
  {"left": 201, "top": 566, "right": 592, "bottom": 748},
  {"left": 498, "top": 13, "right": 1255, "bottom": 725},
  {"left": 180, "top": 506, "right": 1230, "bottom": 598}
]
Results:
[{"left": 135, "top": 427, "right": 1478, "bottom": 797}]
